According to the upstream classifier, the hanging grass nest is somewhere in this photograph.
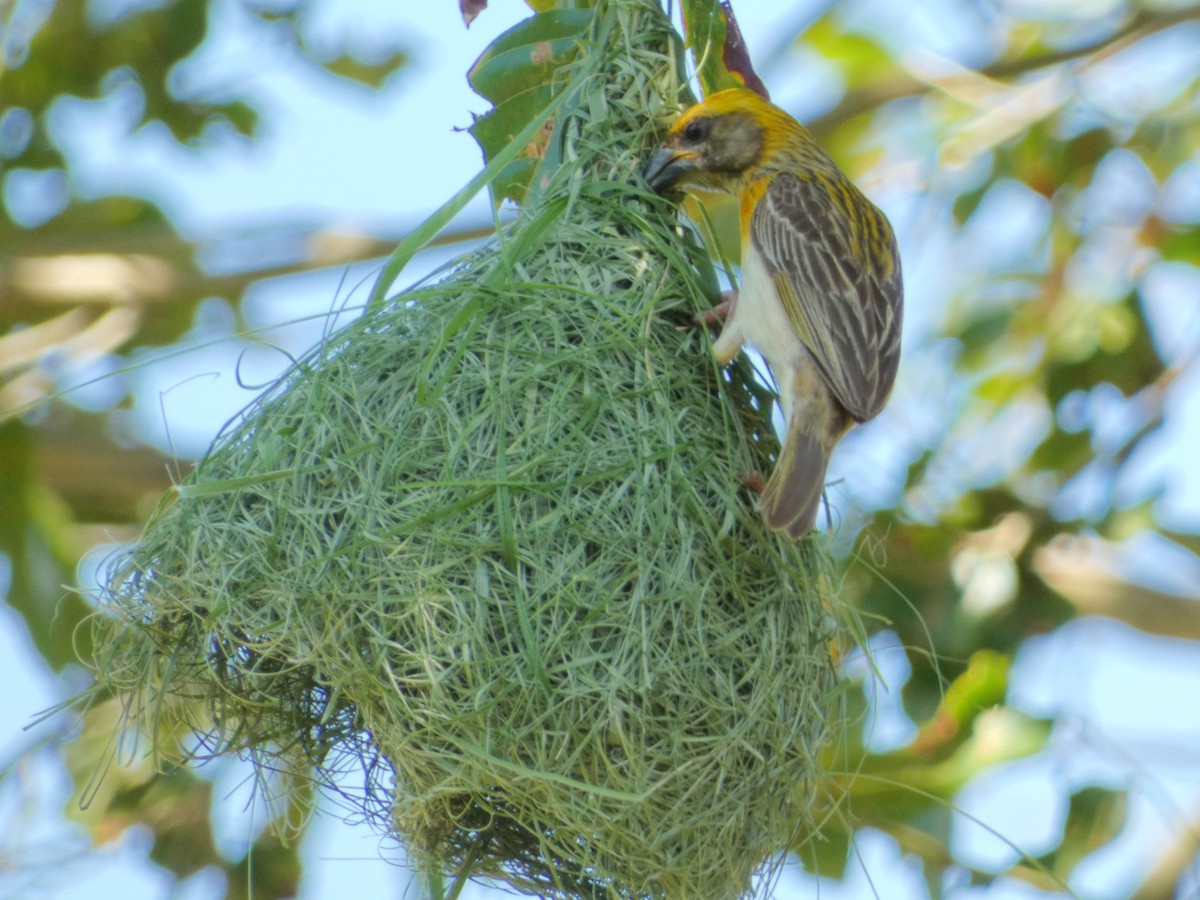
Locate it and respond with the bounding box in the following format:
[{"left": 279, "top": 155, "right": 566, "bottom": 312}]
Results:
[{"left": 91, "top": 1, "right": 846, "bottom": 897}]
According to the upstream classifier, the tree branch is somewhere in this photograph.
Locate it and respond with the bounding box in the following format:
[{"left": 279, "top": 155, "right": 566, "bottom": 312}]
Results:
[
  {"left": 1, "top": 221, "right": 498, "bottom": 359},
  {"left": 1130, "top": 807, "right": 1200, "bottom": 900},
  {"left": 871, "top": 819, "right": 1065, "bottom": 891},
  {"left": 806, "top": 4, "right": 1200, "bottom": 135},
  {"left": 1034, "top": 536, "right": 1200, "bottom": 642}
]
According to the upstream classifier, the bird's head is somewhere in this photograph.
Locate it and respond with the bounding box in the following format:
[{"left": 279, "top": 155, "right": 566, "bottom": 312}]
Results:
[{"left": 644, "top": 89, "right": 783, "bottom": 194}]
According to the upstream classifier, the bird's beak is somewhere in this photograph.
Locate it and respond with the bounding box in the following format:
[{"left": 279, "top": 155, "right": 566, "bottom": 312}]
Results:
[{"left": 644, "top": 148, "right": 697, "bottom": 193}]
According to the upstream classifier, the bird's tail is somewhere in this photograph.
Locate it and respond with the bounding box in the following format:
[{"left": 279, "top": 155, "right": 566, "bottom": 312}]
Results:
[{"left": 760, "top": 416, "right": 832, "bottom": 539}]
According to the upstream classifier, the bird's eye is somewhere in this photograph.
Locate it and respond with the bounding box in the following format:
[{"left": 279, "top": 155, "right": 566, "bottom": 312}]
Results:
[{"left": 683, "top": 119, "right": 708, "bottom": 142}]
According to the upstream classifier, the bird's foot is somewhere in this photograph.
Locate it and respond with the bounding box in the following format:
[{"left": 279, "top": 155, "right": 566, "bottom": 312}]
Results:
[
  {"left": 693, "top": 289, "right": 738, "bottom": 328},
  {"left": 737, "top": 470, "right": 766, "bottom": 495}
]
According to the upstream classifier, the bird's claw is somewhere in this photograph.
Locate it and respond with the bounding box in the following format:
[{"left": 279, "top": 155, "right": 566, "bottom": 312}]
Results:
[
  {"left": 737, "top": 470, "right": 766, "bottom": 495},
  {"left": 692, "top": 290, "right": 738, "bottom": 328}
]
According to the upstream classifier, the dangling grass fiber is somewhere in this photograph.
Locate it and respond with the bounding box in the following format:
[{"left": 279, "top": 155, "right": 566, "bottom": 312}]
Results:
[{"left": 91, "top": 1, "right": 846, "bottom": 897}]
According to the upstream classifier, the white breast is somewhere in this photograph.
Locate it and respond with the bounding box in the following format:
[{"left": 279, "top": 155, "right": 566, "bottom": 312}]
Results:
[{"left": 736, "top": 241, "right": 802, "bottom": 370}]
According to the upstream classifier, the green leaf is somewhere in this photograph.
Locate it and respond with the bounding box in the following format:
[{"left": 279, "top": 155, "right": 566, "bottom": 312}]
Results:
[
  {"left": 1064, "top": 128, "right": 1116, "bottom": 185},
  {"left": 488, "top": 158, "right": 539, "bottom": 207},
  {"left": 468, "top": 9, "right": 592, "bottom": 104},
  {"left": 470, "top": 85, "right": 556, "bottom": 161},
  {"left": 464, "top": 9, "right": 593, "bottom": 205},
  {"left": 976, "top": 371, "right": 1030, "bottom": 406}
]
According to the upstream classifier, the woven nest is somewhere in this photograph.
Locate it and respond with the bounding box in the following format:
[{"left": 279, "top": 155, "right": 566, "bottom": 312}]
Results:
[{"left": 92, "top": 2, "right": 845, "bottom": 897}]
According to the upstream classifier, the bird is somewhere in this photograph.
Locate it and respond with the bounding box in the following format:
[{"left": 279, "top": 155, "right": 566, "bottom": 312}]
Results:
[{"left": 644, "top": 88, "right": 903, "bottom": 538}]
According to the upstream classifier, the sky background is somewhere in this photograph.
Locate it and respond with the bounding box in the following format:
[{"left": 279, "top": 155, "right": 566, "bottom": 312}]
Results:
[{"left": 3, "top": 0, "right": 1199, "bottom": 898}]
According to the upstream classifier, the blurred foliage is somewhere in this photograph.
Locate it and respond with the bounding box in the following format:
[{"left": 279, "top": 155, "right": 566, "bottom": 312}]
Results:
[
  {"left": 2, "top": 0, "right": 1200, "bottom": 897},
  {"left": 1, "top": 0, "right": 411, "bottom": 394},
  {"left": 1, "top": 0, "right": 407, "bottom": 897},
  {"left": 60, "top": 696, "right": 307, "bottom": 898}
]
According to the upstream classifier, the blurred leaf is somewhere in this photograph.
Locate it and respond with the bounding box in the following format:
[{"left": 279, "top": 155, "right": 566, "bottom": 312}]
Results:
[
  {"left": 953, "top": 180, "right": 993, "bottom": 225},
  {"left": 801, "top": 659, "right": 1052, "bottom": 881},
  {"left": 1161, "top": 528, "right": 1200, "bottom": 560},
  {"left": 1063, "top": 128, "right": 1118, "bottom": 189},
  {"left": 1035, "top": 786, "right": 1129, "bottom": 878},
  {"left": 63, "top": 697, "right": 307, "bottom": 891},
  {"left": 1044, "top": 294, "right": 1163, "bottom": 404},
  {"left": 226, "top": 829, "right": 304, "bottom": 900},
  {"left": 4, "top": 0, "right": 211, "bottom": 162},
  {"left": 976, "top": 371, "right": 1032, "bottom": 406},
  {"left": 0, "top": 422, "right": 94, "bottom": 670},
  {"left": 851, "top": 706, "right": 1051, "bottom": 820},
  {"left": 802, "top": 14, "right": 896, "bottom": 91},
  {"left": 956, "top": 309, "right": 1015, "bottom": 360},
  {"left": 1156, "top": 222, "right": 1200, "bottom": 262},
  {"left": 218, "top": 99, "right": 260, "bottom": 137},
  {"left": 1028, "top": 427, "right": 1093, "bottom": 479},
  {"left": 1131, "top": 103, "right": 1200, "bottom": 180},
  {"left": 1, "top": 194, "right": 170, "bottom": 245},
  {"left": 123, "top": 768, "right": 220, "bottom": 878},
  {"left": 315, "top": 49, "right": 409, "bottom": 88},
  {"left": 1008, "top": 122, "right": 1111, "bottom": 197},
  {"left": 796, "top": 825, "right": 851, "bottom": 879},
  {"left": 64, "top": 700, "right": 215, "bottom": 877},
  {"left": 910, "top": 650, "right": 1009, "bottom": 757}
]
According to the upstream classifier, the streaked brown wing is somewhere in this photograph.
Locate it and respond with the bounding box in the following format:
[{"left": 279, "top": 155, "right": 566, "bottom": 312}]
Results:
[{"left": 750, "top": 171, "right": 903, "bottom": 422}]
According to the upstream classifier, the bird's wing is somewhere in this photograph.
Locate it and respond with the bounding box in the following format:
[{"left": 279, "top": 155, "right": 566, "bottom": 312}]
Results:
[{"left": 750, "top": 171, "right": 903, "bottom": 422}]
